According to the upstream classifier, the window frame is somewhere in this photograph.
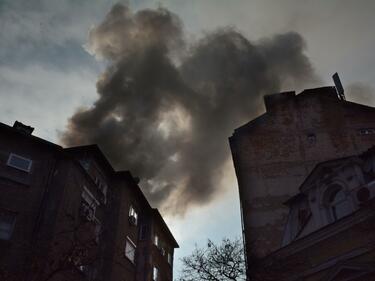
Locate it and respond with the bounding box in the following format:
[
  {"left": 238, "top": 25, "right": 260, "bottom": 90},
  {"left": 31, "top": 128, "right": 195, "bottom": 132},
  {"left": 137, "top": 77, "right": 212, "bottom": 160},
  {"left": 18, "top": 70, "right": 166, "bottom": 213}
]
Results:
[
  {"left": 80, "top": 186, "right": 100, "bottom": 221},
  {"left": 124, "top": 236, "right": 137, "bottom": 264},
  {"left": 323, "top": 184, "right": 353, "bottom": 223},
  {"left": 6, "top": 153, "right": 32, "bottom": 172},
  {"left": 154, "top": 234, "right": 159, "bottom": 247},
  {"left": 153, "top": 266, "right": 159, "bottom": 281},
  {"left": 94, "top": 176, "right": 108, "bottom": 204},
  {"left": 167, "top": 252, "right": 172, "bottom": 265},
  {"left": 160, "top": 247, "right": 166, "bottom": 256},
  {"left": 129, "top": 205, "right": 138, "bottom": 226}
]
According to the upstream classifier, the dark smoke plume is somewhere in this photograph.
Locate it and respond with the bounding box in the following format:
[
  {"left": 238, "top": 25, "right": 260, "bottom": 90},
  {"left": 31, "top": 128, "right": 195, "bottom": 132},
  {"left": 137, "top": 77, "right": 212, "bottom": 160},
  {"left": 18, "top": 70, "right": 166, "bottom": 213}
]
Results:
[
  {"left": 346, "top": 82, "right": 375, "bottom": 107},
  {"left": 62, "top": 3, "right": 317, "bottom": 214}
]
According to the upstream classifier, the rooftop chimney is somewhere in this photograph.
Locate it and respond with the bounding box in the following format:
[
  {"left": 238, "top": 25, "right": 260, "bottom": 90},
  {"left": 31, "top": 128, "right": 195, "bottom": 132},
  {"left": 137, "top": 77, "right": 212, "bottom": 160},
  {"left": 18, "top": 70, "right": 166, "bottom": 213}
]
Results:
[{"left": 13, "top": 121, "right": 34, "bottom": 135}]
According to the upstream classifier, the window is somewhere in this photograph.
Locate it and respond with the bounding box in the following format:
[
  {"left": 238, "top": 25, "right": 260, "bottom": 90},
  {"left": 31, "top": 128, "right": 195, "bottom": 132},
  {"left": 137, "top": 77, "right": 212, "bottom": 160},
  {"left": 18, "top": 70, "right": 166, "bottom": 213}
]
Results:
[
  {"left": 359, "top": 128, "right": 375, "bottom": 135},
  {"left": 79, "top": 159, "right": 90, "bottom": 171},
  {"left": 325, "top": 185, "right": 352, "bottom": 222},
  {"left": 154, "top": 234, "right": 159, "bottom": 247},
  {"left": 78, "top": 265, "right": 88, "bottom": 273},
  {"left": 0, "top": 209, "right": 16, "bottom": 240},
  {"left": 80, "top": 187, "right": 99, "bottom": 221},
  {"left": 329, "top": 189, "right": 352, "bottom": 220},
  {"left": 94, "top": 221, "right": 101, "bottom": 244},
  {"left": 129, "top": 206, "right": 138, "bottom": 226},
  {"left": 153, "top": 266, "right": 159, "bottom": 281},
  {"left": 78, "top": 264, "right": 96, "bottom": 279},
  {"left": 307, "top": 133, "right": 316, "bottom": 145},
  {"left": 125, "top": 237, "right": 136, "bottom": 263},
  {"left": 167, "top": 252, "right": 172, "bottom": 265},
  {"left": 7, "top": 153, "right": 32, "bottom": 172},
  {"left": 94, "top": 176, "right": 108, "bottom": 204},
  {"left": 95, "top": 177, "right": 107, "bottom": 193},
  {"left": 100, "top": 183, "right": 108, "bottom": 198}
]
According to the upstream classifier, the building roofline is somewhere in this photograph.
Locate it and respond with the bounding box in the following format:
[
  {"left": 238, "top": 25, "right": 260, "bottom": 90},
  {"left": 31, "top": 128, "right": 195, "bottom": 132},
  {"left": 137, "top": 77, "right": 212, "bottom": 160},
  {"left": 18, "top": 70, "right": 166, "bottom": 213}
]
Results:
[
  {"left": 114, "top": 172, "right": 179, "bottom": 248},
  {"left": 0, "top": 122, "right": 62, "bottom": 150},
  {"left": 230, "top": 86, "right": 375, "bottom": 137},
  {"left": 298, "top": 86, "right": 338, "bottom": 99},
  {"left": 152, "top": 208, "right": 179, "bottom": 248},
  {"left": 296, "top": 146, "right": 375, "bottom": 194},
  {"left": 114, "top": 170, "right": 152, "bottom": 209},
  {"left": 297, "top": 156, "right": 353, "bottom": 194},
  {"left": 230, "top": 113, "right": 268, "bottom": 137},
  {"left": 262, "top": 198, "right": 375, "bottom": 262},
  {"left": 64, "top": 144, "right": 115, "bottom": 175},
  {"left": 283, "top": 193, "right": 306, "bottom": 206}
]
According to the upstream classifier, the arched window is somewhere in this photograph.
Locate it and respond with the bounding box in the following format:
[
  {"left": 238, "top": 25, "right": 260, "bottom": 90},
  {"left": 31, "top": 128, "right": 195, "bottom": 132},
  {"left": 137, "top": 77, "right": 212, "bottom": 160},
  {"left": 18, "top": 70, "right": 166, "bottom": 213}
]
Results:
[{"left": 325, "top": 185, "right": 352, "bottom": 222}]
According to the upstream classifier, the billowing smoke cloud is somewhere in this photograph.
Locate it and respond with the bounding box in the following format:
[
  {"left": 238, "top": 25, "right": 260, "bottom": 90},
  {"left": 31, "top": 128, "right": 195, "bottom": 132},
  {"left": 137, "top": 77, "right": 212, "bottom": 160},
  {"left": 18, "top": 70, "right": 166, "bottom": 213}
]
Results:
[
  {"left": 346, "top": 82, "right": 375, "bottom": 107},
  {"left": 61, "top": 3, "right": 318, "bottom": 214}
]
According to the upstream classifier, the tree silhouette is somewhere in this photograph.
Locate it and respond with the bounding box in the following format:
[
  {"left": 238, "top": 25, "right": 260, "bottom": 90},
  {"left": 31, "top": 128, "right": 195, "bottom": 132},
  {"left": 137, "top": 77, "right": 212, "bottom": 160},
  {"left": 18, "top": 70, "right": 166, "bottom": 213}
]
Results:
[{"left": 179, "top": 238, "right": 246, "bottom": 281}]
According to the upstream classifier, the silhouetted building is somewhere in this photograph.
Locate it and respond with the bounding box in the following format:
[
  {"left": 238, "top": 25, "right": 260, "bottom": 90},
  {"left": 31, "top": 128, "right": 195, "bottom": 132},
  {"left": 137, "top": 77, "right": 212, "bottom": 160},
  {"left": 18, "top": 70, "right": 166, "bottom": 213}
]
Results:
[
  {"left": 229, "top": 86, "right": 375, "bottom": 280},
  {"left": 0, "top": 121, "right": 178, "bottom": 281}
]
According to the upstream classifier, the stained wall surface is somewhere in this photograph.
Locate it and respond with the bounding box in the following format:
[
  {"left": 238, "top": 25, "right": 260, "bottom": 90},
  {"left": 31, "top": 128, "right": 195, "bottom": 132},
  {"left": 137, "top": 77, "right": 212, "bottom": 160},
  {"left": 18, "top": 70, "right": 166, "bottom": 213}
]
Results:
[{"left": 229, "top": 87, "right": 375, "bottom": 258}]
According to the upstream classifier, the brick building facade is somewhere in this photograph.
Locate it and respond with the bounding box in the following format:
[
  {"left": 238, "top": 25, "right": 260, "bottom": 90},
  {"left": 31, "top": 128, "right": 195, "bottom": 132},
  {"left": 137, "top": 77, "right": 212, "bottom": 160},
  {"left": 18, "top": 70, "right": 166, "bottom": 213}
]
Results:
[
  {"left": 229, "top": 86, "right": 375, "bottom": 280},
  {"left": 0, "top": 121, "right": 178, "bottom": 281}
]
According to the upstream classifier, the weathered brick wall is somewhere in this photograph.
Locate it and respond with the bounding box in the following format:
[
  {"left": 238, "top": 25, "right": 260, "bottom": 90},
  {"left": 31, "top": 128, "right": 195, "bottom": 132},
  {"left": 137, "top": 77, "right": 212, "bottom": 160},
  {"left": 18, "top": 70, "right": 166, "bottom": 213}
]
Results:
[{"left": 230, "top": 88, "right": 375, "bottom": 258}]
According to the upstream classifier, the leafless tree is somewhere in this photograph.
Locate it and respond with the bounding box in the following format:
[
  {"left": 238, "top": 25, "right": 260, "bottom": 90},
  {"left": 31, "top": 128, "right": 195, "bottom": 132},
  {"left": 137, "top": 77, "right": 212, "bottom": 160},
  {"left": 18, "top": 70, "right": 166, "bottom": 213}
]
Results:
[
  {"left": 0, "top": 212, "right": 123, "bottom": 281},
  {"left": 179, "top": 238, "right": 246, "bottom": 281}
]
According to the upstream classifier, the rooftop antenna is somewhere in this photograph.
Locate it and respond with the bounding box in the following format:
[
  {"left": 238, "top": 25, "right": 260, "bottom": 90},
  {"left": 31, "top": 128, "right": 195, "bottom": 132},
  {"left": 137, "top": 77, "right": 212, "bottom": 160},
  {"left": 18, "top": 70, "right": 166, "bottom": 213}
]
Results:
[{"left": 332, "top": 72, "right": 346, "bottom": 100}]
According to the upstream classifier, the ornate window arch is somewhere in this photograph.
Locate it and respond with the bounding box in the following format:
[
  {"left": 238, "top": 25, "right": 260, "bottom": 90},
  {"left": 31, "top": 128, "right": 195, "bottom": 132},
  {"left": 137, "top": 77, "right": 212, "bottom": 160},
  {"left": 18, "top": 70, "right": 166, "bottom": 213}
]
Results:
[{"left": 323, "top": 183, "right": 353, "bottom": 223}]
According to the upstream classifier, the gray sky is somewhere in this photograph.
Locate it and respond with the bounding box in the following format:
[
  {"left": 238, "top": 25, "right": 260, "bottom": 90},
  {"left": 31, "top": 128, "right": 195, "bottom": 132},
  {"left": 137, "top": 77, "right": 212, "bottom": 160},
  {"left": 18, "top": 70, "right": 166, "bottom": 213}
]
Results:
[{"left": 1, "top": 0, "right": 375, "bottom": 276}]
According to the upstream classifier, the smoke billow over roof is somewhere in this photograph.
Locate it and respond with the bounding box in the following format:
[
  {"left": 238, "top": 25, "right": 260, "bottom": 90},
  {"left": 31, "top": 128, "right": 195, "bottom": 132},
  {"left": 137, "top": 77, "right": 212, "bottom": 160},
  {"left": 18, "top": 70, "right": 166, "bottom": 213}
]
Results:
[{"left": 61, "top": 3, "right": 317, "bottom": 215}]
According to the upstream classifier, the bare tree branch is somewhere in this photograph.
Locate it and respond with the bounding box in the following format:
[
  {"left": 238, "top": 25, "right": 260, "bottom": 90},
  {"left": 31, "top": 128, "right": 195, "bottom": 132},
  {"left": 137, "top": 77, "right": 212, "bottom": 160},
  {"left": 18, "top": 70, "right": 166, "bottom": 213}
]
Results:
[{"left": 179, "top": 238, "right": 246, "bottom": 281}]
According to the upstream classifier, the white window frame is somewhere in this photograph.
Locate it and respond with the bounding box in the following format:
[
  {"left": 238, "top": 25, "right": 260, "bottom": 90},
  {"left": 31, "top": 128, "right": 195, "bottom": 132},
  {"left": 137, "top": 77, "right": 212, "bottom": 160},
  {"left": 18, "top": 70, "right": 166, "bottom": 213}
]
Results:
[
  {"left": 129, "top": 205, "right": 138, "bottom": 225},
  {"left": 160, "top": 247, "right": 165, "bottom": 256},
  {"left": 323, "top": 184, "right": 353, "bottom": 223},
  {"left": 153, "top": 266, "right": 159, "bottom": 281},
  {"left": 154, "top": 234, "right": 159, "bottom": 247},
  {"left": 94, "top": 176, "right": 108, "bottom": 204},
  {"left": 124, "top": 236, "right": 137, "bottom": 264},
  {"left": 81, "top": 186, "right": 100, "bottom": 220},
  {"left": 82, "top": 186, "right": 100, "bottom": 206},
  {"left": 7, "top": 153, "right": 32, "bottom": 172}
]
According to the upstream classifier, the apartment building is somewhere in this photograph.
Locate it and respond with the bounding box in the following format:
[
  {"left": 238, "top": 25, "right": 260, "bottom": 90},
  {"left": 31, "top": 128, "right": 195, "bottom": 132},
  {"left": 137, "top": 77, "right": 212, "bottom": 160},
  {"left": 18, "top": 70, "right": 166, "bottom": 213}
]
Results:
[
  {"left": 0, "top": 121, "right": 178, "bottom": 281},
  {"left": 229, "top": 86, "right": 375, "bottom": 280}
]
